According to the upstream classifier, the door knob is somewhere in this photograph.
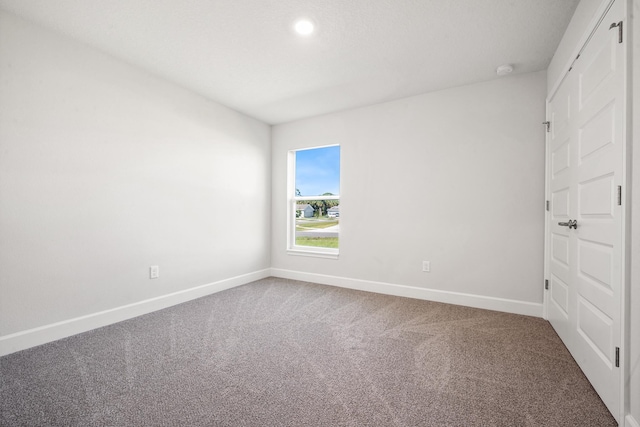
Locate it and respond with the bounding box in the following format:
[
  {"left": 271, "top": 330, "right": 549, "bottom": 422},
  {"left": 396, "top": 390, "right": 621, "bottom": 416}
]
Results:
[{"left": 558, "top": 220, "right": 578, "bottom": 229}]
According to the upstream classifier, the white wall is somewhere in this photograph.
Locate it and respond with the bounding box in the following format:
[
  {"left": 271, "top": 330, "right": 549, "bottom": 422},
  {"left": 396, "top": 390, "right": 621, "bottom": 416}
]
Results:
[
  {"left": 271, "top": 71, "right": 547, "bottom": 313},
  {"left": 0, "top": 11, "right": 271, "bottom": 347}
]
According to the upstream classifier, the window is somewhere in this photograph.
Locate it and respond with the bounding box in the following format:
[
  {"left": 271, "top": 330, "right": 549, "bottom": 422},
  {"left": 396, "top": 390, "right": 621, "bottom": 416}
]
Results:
[{"left": 288, "top": 145, "right": 340, "bottom": 258}]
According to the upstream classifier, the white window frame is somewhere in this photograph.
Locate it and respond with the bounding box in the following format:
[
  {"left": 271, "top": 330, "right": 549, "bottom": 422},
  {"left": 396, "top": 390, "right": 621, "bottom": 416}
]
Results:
[{"left": 287, "top": 145, "right": 340, "bottom": 259}]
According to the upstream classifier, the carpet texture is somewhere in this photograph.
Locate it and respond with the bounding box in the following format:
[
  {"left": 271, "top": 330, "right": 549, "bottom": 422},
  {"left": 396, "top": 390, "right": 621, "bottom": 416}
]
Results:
[{"left": 0, "top": 277, "right": 616, "bottom": 426}]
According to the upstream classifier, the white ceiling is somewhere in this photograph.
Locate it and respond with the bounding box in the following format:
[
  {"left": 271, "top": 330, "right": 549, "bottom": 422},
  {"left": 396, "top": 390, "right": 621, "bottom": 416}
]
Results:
[{"left": 0, "top": 0, "right": 579, "bottom": 124}]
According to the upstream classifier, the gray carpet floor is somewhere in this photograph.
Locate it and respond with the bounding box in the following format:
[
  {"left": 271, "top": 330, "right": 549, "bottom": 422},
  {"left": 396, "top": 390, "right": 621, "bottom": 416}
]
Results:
[{"left": 0, "top": 277, "right": 616, "bottom": 426}]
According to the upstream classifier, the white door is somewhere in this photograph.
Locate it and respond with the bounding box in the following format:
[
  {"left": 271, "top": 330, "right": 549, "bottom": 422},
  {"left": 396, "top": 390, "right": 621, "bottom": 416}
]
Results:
[
  {"left": 546, "top": 0, "right": 626, "bottom": 421},
  {"left": 547, "top": 64, "right": 574, "bottom": 347}
]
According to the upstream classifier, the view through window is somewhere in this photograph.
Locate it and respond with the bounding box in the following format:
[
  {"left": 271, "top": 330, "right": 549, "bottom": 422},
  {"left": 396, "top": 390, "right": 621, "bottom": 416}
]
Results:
[{"left": 291, "top": 145, "right": 340, "bottom": 253}]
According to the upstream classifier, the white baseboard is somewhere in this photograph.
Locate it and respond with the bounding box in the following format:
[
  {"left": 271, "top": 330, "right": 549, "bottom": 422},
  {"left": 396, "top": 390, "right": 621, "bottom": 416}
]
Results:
[
  {"left": 627, "top": 414, "right": 640, "bottom": 427},
  {"left": 0, "top": 268, "right": 545, "bottom": 357},
  {"left": 270, "top": 268, "right": 543, "bottom": 318},
  {"left": 0, "top": 269, "right": 270, "bottom": 357}
]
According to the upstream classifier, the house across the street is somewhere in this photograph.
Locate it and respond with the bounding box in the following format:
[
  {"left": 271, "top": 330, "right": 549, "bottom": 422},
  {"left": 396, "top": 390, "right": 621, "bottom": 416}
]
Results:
[
  {"left": 327, "top": 206, "right": 339, "bottom": 218},
  {"left": 296, "top": 204, "right": 314, "bottom": 218}
]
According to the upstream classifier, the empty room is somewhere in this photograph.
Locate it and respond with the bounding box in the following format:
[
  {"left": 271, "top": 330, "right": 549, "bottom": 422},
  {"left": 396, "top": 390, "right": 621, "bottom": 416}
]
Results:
[{"left": 0, "top": 0, "right": 639, "bottom": 426}]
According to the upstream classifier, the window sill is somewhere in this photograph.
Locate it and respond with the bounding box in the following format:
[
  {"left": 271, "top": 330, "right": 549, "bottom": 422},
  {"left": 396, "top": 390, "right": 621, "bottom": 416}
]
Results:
[{"left": 287, "top": 248, "right": 339, "bottom": 260}]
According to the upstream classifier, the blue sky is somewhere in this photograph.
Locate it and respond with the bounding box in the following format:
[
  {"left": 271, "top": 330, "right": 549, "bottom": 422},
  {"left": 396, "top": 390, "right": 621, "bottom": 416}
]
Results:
[{"left": 295, "top": 146, "right": 340, "bottom": 196}]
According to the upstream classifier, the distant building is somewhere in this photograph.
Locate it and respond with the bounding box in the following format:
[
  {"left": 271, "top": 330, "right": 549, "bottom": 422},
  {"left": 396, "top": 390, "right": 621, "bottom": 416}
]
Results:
[
  {"left": 327, "top": 206, "right": 339, "bottom": 218},
  {"left": 296, "top": 204, "right": 314, "bottom": 218}
]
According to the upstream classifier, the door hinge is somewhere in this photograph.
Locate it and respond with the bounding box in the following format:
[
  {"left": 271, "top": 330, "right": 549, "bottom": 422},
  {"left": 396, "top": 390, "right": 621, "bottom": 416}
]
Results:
[
  {"left": 545, "top": 279, "right": 549, "bottom": 290},
  {"left": 542, "top": 121, "right": 550, "bottom": 133},
  {"left": 546, "top": 200, "right": 550, "bottom": 211},
  {"left": 615, "top": 347, "right": 620, "bottom": 367},
  {"left": 617, "top": 186, "right": 622, "bottom": 206},
  {"left": 609, "top": 21, "right": 623, "bottom": 43}
]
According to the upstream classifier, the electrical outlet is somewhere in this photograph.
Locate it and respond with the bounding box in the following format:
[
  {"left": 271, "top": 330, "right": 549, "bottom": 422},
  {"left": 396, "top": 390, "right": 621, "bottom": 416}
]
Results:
[
  {"left": 422, "top": 261, "right": 431, "bottom": 272},
  {"left": 150, "top": 265, "right": 159, "bottom": 279}
]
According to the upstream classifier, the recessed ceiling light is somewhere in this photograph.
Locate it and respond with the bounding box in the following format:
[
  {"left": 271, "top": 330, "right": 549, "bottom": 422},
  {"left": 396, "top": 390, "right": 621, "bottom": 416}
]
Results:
[
  {"left": 496, "top": 64, "right": 514, "bottom": 76},
  {"left": 294, "top": 19, "right": 314, "bottom": 36}
]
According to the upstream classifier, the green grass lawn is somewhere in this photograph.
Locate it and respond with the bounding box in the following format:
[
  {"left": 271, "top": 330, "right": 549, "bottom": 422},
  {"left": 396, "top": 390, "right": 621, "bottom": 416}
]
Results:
[{"left": 295, "top": 237, "right": 339, "bottom": 248}]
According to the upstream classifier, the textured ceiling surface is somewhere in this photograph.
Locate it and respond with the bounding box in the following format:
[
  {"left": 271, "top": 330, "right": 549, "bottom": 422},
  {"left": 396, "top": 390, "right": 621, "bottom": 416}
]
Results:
[{"left": 0, "top": 0, "right": 579, "bottom": 124}]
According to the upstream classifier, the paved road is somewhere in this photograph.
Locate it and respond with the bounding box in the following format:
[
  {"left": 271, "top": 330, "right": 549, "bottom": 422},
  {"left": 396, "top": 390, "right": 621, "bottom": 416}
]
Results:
[
  {"left": 296, "top": 224, "right": 339, "bottom": 238},
  {"left": 296, "top": 231, "right": 338, "bottom": 238}
]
